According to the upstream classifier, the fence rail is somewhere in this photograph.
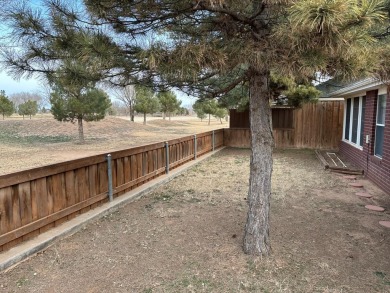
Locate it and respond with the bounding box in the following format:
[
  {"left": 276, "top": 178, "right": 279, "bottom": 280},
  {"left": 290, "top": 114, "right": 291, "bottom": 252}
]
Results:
[{"left": 0, "top": 129, "right": 224, "bottom": 251}]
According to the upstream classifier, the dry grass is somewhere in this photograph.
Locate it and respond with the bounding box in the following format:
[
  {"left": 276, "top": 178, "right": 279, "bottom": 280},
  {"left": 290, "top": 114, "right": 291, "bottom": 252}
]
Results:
[
  {"left": 1, "top": 148, "right": 389, "bottom": 292},
  {"left": 0, "top": 115, "right": 226, "bottom": 175}
]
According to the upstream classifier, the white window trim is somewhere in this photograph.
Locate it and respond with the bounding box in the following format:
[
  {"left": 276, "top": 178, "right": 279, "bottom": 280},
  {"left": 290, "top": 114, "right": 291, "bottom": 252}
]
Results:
[
  {"left": 342, "top": 96, "right": 364, "bottom": 150},
  {"left": 374, "top": 94, "right": 386, "bottom": 158}
]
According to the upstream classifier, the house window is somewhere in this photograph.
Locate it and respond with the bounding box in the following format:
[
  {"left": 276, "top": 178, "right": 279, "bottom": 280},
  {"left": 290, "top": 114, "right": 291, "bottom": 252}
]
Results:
[
  {"left": 344, "top": 96, "right": 365, "bottom": 147},
  {"left": 375, "top": 94, "right": 387, "bottom": 158}
]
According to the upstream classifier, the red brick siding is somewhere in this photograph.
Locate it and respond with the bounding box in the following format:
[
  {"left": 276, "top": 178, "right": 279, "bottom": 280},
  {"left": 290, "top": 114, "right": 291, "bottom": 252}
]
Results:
[{"left": 339, "top": 89, "right": 390, "bottom": 194}]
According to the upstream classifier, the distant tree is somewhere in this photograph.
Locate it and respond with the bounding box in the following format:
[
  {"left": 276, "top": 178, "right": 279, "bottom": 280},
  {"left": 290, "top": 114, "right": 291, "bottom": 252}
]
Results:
[
  {"left": 177, "top": 106, "right": 189, "bottom": 116},
  {"left": 0, "top": 90, "right": 14, "bottom": 119},
  {"left": 114, "top": 85, "right": 136, "bottom": 121},
  {"left": 18, "top": 100, "right": 38, "bottom": 119},
  {"left": 157, "top": 90, "right": 181, "bottom": 120},
  {"left": 193, "top": 101, "right": 206, "bottom": 122},
  {"left": 50, "top": 87, "right": 111, "bottom": 142},
  {"left": 110, "top": 100, "right": 127, "bottom": 116},
  {"left": 198, "top": 100, "right": 219, "bottom": 125},
  {"left": 134, "top": 86, "right": 160, "bottom": 125},
  {"left": 214, "top": 107, "right": 228, "bottom": 124},
  {"left": 10, "top": 92, "right": 43, "bottom": 112}
]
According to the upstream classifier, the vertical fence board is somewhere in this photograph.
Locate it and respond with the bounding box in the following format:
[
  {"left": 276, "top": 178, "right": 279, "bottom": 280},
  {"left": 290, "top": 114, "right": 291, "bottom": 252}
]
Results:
[
  {"left": 33, "top": 178, "right": 48, "bottom": 220},
  {"left": 130, "top": 155, "right": 137, "bottom": 184},
  {"left": 136, "top": 153, "right": 142, "bottom": 185},
  {"left": 11, "top": 186, "right": 21, "bottom": 231},
  {"left": 116, "top": 158, "right": 124, "bottom": 195},
  {"left": 0, "top": 187, "right": 13, "bottom": 234},
  {"left": 88, "top": 164, "right": 99, "bottom": 209},
  {"left": 18, "top": 182, "right": 32, "bottom": 227},
  {"left": 123, "top": 157, "right": 131, "bottom": 191},
  {"left": 98, "top": 162, "right": 108, "bottom": 195}
]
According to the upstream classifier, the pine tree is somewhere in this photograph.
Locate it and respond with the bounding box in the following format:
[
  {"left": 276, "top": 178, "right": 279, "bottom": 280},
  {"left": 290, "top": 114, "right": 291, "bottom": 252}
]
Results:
[
  {"left": 157, "top": 91, "right": 182, "bottom": 120},
  {"left": 0, "top": 90, "right": 14, "bottom": 119},
  {"left": 134, "top": 86, "right": 160, "bottom": 125},
  {"left": 18, "top": 100, "right": 38, "bottom": 119}
]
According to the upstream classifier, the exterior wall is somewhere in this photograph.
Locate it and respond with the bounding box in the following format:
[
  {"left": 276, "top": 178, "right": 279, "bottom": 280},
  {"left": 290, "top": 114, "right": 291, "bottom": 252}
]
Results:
[{"left": 339, "top": 88, "right": 390, "bottom": 194}]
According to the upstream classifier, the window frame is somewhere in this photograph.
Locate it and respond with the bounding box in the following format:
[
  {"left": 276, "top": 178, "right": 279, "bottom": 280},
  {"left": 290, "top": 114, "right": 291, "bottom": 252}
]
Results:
[
  {"left": 343, "top": 96, "right": 365, "bottom": 149},
  {"left": 374, "top": 94, "right": 387, "bottom": 158}
]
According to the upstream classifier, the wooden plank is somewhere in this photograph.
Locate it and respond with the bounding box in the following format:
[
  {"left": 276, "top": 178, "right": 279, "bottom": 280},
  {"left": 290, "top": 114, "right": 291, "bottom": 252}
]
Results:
[
  {"left": 11, "top": 186, "right": 21, "bottom": 230},
  {"left": 0, "top": 187, "right": 13, "bottom": 234},
  {"left": 130, "top": 155, "right": 137, "bottom": 181},
  {"left": 88, "top": 164, "right": 98, "bottom": 209},
  {"left": 148, "top": 150, "right": 154, "bottom": 177},
  {"left": 98, "top": 162, "right": 108, "bottom": 195},
  {"left": 110, "top": 142, "right": 165, "bottom": 159},
  {"left": 142, "top": 152, "right": 148, "bottom": 176},
  {"left": 18, "top": 182, "right": 32, "bottom": 227},
  {"left": 116, "top": 158, "right": 125, "bottom": 188},
  {"left": 113, "top": 167, "right": 167, "bottom": 194},
  {"left": 65, "top": 171, "right": 76, "bottom": 207},
  {"left": 166, "top": 135, "right": 195, "bottom": 146},
  {"left": 51, "top": 174, "right": 66, "bottom": 213},
  {"left": 0, "top": 191, "right": 108, "bottom": 246},
  {"left": 124, "top": 157, "right": 131, "bottom": 184},
  {"left": 169, "top": 154, "right": 196, "bottom": 169},
  {"left": 136, "top": 153, "right": 142, "bottom": 187},
  {"left": 0, "top": 155, "right": 106, "bottom": 189},
  {"left": 32, "top": 178, "right": 48, "bottom": 219},
  {"left": 45, "top": 176, "right": 55, "bottom": 216},
  {"left": 78, "top": 167, "right": 90, "bottom": 212},
  {"left": 3, "top": 238, "right": 23, "bottom": 251}
]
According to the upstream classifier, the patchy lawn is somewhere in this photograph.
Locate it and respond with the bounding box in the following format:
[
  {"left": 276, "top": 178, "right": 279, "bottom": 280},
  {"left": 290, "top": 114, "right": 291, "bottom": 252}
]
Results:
[
  {"left": 1, "top": 148, "right": 389, "bottom": 293},
  {"left": 0, "top": 116, "right": 225, "bottom": 175}
]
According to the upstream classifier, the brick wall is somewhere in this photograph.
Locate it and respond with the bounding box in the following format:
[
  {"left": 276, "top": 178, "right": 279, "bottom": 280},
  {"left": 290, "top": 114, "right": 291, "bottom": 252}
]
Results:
[{"left": 339, "top": 89, "right": 390, "bottom": 194}]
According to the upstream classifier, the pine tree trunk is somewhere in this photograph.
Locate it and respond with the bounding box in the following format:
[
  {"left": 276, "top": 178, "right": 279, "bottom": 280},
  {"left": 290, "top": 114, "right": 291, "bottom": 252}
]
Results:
[
  {"left": 169, "top": 112, "right": 171, "bottom": 121},
  {"left": 143, "top": 112, "right": 146, "bottom": 125},
  {"left": 163, "top": 112, "right": 166, "bottom": 120},
  {"left": 208, "top": 114, "right": 210, "bottom": 125},
  {"left": 78, "top": 118, "right": 85, "bottom": 143},
  {"left": 243, "top": 71, "right": 274, "bottom": 256}
]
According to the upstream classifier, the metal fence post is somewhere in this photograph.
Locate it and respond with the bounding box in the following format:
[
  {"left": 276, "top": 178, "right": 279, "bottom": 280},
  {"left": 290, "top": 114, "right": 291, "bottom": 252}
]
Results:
[
  {"left": 165, "top": 141, "right": 169, "bottom": 174},
  {"left": 194, "top": 134, "right": 197, "bottom": 160},
  {"left": 106, "top": 154, "right": 114, "bottom": 202},
  {"left": 212, "top": 130, "right": 215, "bottom": 151}
]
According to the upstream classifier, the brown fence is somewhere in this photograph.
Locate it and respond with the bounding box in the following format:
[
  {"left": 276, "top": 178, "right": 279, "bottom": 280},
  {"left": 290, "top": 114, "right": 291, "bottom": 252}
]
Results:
[
  {"left": 0, "top": 130, "right": 224, "bottom": 252},
  {"left": 226, "top": 100, "right": 344, "bottom": 149}
]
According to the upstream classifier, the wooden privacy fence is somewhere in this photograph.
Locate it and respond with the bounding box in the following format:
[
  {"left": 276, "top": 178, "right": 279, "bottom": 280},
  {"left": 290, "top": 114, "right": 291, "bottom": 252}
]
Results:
[
  {"left": 226, "top": 100, "right": 344, "bottom": 149},
  {"left": 0, "top": 130, "right": 224, "bottom": 252}
]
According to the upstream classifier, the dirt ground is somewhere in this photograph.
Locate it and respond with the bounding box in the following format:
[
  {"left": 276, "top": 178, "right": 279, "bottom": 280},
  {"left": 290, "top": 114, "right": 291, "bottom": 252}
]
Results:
[
  {"left": 0, "top": 115, "right": 226, "bottom": 175},
  {"left": 1, "top": 148, "right": 389, "bottom": 292}
]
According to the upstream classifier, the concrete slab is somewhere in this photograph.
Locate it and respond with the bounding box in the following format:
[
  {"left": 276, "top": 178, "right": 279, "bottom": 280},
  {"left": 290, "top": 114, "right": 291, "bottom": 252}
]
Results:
[{"left": 0, "top": 147, "right": 225, "bottom": 272}]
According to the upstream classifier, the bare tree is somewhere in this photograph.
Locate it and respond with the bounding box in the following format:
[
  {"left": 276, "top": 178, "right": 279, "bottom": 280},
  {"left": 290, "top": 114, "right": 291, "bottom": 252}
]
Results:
[
  {"left": 9, "top": 92, "right": 43, "bottom": 112},
  {"left": 114, "top": 85, "right": 136, "bottom": 121}
]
